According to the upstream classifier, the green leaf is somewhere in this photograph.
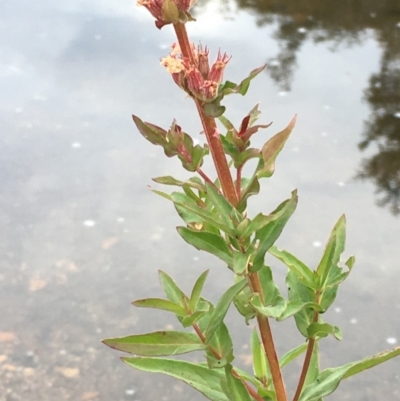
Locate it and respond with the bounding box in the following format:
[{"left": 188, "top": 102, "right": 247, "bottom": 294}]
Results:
[
  {"left": 181, "top": 311, "right": 207, "bottom": 327},
  {"left": 123, "top": 357, "right": 228, "bottom": 401},
  {"left": 299, "top": 347, "right": 400, "bottom": 401},
  {"left": 205, "top": 279, "right": 248, "bottom": 341},
  {"left": 269, "top": 245, "right": 316, "bottom": 289},
  {"left": 177, "top": 227, "right": 233, "bottom": 266},
  {"left": 304, "top": 342, "right": 320, "bottom": 389},
  {"left": 158, "top": 270, "right": 188, "bottom": 306},
  {"left": 286, "top": 271, "right": 315, "bottom": 337},
  {"left": 279, "top": 342, "right": 308, "bottom": 369},
  {"left": 232, "top": 251, "right": 250, "bottom": 275},
  {"left": 257, "top": 115, "right": 296, "bottom": 178},
  {"left": 232, "top": 280, "right": 256, "bottom": 323},
  {"left": 316, "top": 215, "right": 346, "bottom": 288},
  {"left": 224, "top": 365, "right": 252, "bottom": 401},
  {"left": 251, "top": 293, "right": 287, "bottom": 319},
  {"left": 132, "top": 114, "right": 167, "bottom": 146},
  {"left": 153, "top": 176, "right": 206, "bottom": 192},
  {"left": 132, "top": 298, "right": 187, "bottom": 316},
  {"left": 103, "top": 331, "right": 205, "bottom": 356},
  {"left": 205, "top": 183, "right": 239, "bottom": 228},
  {"left": 251, "top": 329, "right": 269, "bottom": 383},
  {"left": 307, "top": 323, "right": 342, "bottom": 341},
  {"left": 203, "top": 102, "right": 226, "bottom": 118},
  {"left": 237, "top": 175, "right": 260, "bottom": 212},
  {"left": 252, "top": 191, "right": 298, "bottom": 271},
  {"left": 277, "top": 300, "right": 322, "bottom": 321},
  {"left": 220, "top": 65, "right": 267, "bottom": 97},
  {"left": 205, "top": 323, "right": 234, "bottom": 369},
  {"left": 190, "top": 270, "right": 209, "bottom": 312}
]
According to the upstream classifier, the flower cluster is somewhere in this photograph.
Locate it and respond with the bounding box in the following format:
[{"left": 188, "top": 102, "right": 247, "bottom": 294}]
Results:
[
  {"left": 137, "top": 0, "right": 197, "bottom": 29},
  {"left": 161, "top": 43, "right": 231, "bottom": 102}
]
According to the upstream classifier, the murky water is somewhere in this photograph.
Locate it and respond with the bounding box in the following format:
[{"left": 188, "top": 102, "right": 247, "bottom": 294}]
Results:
[{"left": 1, "top": 0, "right": 399, "bottom": 400}]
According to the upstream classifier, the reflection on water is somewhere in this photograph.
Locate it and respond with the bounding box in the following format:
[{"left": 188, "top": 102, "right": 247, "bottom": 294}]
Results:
[
  {"left": 1, "top": 0, "right": 400, "bottom": 401},
  {"left": 211, "top": 0, "right": 400, "bottom": 215}
]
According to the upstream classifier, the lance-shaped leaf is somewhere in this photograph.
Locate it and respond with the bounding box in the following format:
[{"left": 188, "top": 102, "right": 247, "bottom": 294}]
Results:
[
  {"left": 286, "top": 271, "right": 315, "bottom": 337},
  {"left": 177, "top": 227, "right": 233, "bottom": 266},
  {"left": 103, "top": 331, "right": 205, "bottom": 356},
  {"left": 123, "top": 357, "right": 228, "bottom": 401},
  {"left": 251, "top": 293, "right": 287, "bottom": 319},
  {"left": 316, "top": 215, "right": 346, "bottom": 288},
  {"left": 219, "top": 65, "right": 266, "bottom": 97},
  {"left": 277, "top": 300, "right": 322, "bottom": 321},
  {"left": 205, "top": 323, "right": 234, "bottom": 369},
  {"left": 159, "top": 270, "right": 188, "bottom": 306},
  {"left": 279, "top": 342, "right": 309, "bottom": 369},
  {"left": 251, "top": 329, "right": 270, "bottom": 384},
  {"left": 204, "top": 279, "right": 248, "bottom": 341},
  {"left": 224, "top": 365, "right": 252, "bottom": 401},
  {"left": 269, "top": 245, "right": 316, "bottom": 289},
  {"left": 132, "top": 298, "right": 187, "bottom": 316},
  {"left": 132, "top": 114, "right": 168, "bottom": 146},
  {"left": 257, "top": 115, "right": 296, "bottom": 179},
  {"left": 232, "top": 251, "right": 251, "bottom": 275},
  {"left": 153, "top": 176, "right": 206, "bottom": 192},
  {"left": 307, "top": 323, "right": 342, "bottom": 341},
  {"left": 237, "top": 175, "right": 260, "bottom": 213},
  {"left": 252, "top": 191, "right": 298, "bottom": 272},
  {"left": 299, "top": 347, "right": 400, "bottom": 401},
  {"left": 189, "top": 270, "right": 209, "bottom": 312},
  {"left": 205, "top": 183, "right": 241, "bottom": 228}
]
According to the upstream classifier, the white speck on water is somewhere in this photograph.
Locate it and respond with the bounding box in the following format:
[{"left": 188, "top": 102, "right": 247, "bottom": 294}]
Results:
[
  {"left": 334, "top": 307, "right": 342, "bottom": 313},
  {"left": 71, "top": 142, "right": 81, "bottom": 148},
  {"left": 324, "top": 105, "right": 331, "bottom": 110},
  {"left": 125, "top": 389, "right": 136, "bottom": 396},
  {"left": 270, "top": 59, "right": 280, "bottom": 67},
  {"left": 350, "top": 318, "right": 358, "bottom": 324},
  {"left": 59, "top": 349, "right": 67, "bottom": 355},
  {"left": 394, "top": 112, "right": 400, "bottom": 118},
  {"left": 94, "top": 34, "right": 102, "bottom": 40},
  {"left": 386, "top": 337, "right": 397, "bottom": 345},
  {"left": 338, "top": 181, "right": 345, "bottom": 187},
  {"left": 193, "top": 256, "right": 199, "bottom": 261},
  {"left": 33, "top": 94, "right": 47, "bottom": 101},
  {"left": 370, "top": 12, "right": 376, "bottom": 18},
  {"left": 117, "top": 217, "right": 125, "bottom": 222},
  {"left": 83, "top": 220, "right": 96, "bottom": 227},
  {"left": 159, "top": 43, "right": 169, "bottom": 49},
  {"left": 15, "top": 107, "right": 23, "bottom": 113},
  {"left": 96, "top": 327, "right": 102, "bottom": 334},
  {"left": 321, "top": 132, "right": 328, "bottom": 137},
  {"left": 397, "top": 22, "right": 400, "bottom": 28},
  {"left": 313, "top": 241, "right": 322, "bottom": 247},
  {"left": 278, "top": 91, "right": 287, "bottom": 97},
  {"left": 298, "top": 27, "right": 307, "bottom": 33}
]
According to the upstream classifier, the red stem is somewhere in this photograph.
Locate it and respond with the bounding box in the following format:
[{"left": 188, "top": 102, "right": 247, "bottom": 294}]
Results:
[{"left": 173, "top": 23, "right": 238, "bottom": 207}]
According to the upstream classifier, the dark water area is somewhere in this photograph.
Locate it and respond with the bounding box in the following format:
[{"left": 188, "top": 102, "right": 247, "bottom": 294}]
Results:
[{"left": 0, "top": 0, "right": 399, "bottom": 400}]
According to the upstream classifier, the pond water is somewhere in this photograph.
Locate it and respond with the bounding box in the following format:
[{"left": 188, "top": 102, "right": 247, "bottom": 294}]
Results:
[{"left": 1, "top": 0, "right": 399, "bottom": 400}]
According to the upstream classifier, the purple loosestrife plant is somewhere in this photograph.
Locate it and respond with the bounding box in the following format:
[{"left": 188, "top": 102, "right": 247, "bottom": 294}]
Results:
[{"left": 103, "top": 2, "right": 400, "bottom": 401}]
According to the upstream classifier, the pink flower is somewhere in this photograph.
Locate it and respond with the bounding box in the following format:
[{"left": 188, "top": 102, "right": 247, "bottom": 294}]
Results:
[{"left": 161, "top": 43, "right": 231, "bottom": 103}]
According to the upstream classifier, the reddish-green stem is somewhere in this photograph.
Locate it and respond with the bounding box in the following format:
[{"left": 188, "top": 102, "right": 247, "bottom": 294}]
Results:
[
  {"left": 236, "top": 165, "right": 243, "bottom": 200},
  {"left": 249, "top": 273, "right": 288, "bottom": 401},
  {"left": 173, "top": 22, "right": 238, "bottom": 206},
  {"left": 292, "top": 294, "right": 321, "bottom": 401},
  {"left": 193, "top": 324, "right": 265, "bottom": 401}
]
